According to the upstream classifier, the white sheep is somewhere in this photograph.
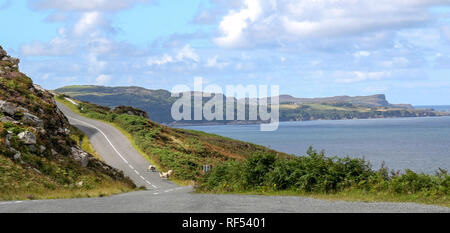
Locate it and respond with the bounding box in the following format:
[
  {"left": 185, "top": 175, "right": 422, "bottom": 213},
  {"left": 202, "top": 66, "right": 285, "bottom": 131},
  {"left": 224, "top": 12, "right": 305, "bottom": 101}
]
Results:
[
  {"left": 148, "top": 165, "right": 157, "bottom": 172},
  {"left": 159, "top": 170, "right": 173, "bottom": 179}
]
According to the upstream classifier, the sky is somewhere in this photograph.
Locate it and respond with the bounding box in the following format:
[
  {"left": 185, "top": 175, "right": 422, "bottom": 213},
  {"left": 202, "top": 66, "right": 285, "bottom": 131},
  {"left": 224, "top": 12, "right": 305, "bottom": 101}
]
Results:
[{"left": 1, "top": 0, "right": 450, "bottom": 105}]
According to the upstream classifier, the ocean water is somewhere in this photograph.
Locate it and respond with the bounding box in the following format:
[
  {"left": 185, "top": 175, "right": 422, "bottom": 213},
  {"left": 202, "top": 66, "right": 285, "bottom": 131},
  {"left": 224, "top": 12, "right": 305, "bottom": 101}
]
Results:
[{"left": 178, "top": 117, "right": 450, "bottom": 174}]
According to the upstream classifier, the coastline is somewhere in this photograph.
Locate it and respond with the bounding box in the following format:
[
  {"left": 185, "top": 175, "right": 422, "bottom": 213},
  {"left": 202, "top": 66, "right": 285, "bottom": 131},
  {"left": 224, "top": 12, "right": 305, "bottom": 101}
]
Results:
[{"left": 166, "top": 114, "right": 450, "bottom": 127}]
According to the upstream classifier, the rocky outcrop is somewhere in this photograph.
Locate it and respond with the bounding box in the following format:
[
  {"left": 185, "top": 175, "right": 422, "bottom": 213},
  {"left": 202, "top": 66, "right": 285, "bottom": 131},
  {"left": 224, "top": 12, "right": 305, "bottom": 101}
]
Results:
[
  {"left": 0, "top": 115, "right": 18, "bottom": 124},
  {"left": 71, "top": 146, "right": 89, "bottom": 167},
  {"left": 0, "top": 100, "right": 18, "bottom": 116},
  {"left": 22, "top": 112, "right": 44, "bottom": 127},
  {"left": 18, "top": 131, "right": 37, "bottom": 145}
]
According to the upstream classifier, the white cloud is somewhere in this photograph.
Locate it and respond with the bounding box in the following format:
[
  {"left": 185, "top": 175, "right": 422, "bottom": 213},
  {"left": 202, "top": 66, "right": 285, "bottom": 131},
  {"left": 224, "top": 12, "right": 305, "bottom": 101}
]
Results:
[
  {"left": 147, "top": 54, "right": 174, "bottom": 66},
  {"left": 176, "top": 44, "right": 200, "bottom": 62},
  {"left": 354, "top": 51, "right": 371, "bottom": 58},
  {"left": 335, "top": 71, "right": 392, "bottom": 83},
  {"left": 87, "top": 52, "right": 107, "bottom": 73},
  {"left": 147, "top": 44, "right": 200, "bottom": 67},
  {"left": 205, "top": 55, "right": 229, "bottom": 69},
  {"left": 214, "top": 0, "right": 263, "bottom": 48},
  {"left": 379, "top": 57, "right": 410, "bottom": 68},
  {"left": 21, "top": 28, "right": 76, "bottom": 56},
  {"left": 214, "top": 0, "right": 450, "bottom": 48},
  {"left": 95, "top": 74, "right": 111, "bottom": 85},
  {"left": 73, "top": 11, "right": 102, "bottom": 36}
]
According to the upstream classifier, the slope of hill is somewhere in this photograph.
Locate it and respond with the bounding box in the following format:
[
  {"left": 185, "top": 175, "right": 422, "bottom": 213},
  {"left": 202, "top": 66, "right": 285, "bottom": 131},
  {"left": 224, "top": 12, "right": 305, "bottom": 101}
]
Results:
[
  {"left": 0, "top": 46, "right": 135, "bottom": 200},
  {"left": 56, "top": 85, "right": 446, "bottom": 124}
]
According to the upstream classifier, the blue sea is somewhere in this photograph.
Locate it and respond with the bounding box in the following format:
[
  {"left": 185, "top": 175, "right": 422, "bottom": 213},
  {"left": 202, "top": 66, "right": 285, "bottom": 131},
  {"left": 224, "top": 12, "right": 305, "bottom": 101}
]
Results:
[{"left": 178, "top": 117, "right": 450, "bottom": 174}]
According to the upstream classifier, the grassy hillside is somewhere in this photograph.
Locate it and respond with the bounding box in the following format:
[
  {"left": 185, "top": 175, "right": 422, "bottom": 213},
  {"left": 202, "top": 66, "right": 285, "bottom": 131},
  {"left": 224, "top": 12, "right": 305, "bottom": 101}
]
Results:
[
  {"left": 57, "top": 95, "right": 450, "bottom": 207},
  {"left": 278, "top": 102, "right": 443, "bottom": 121},
  {"left": 56, "top": 85, "right": 446, "bottom": 124},
  {"left": 0, "top": 46, "right": 136, "bottom": 200}
]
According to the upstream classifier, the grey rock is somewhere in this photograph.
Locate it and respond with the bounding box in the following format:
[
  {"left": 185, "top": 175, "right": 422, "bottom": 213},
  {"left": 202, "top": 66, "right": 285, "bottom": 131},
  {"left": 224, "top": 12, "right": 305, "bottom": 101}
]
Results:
[
  {"left": 9, "top": 148, "right": 21, "bottom": 160},
  {"left": 0, "top": 116, "right": 17, "bottom": 124},
  {"left": 13, "top": 151, "right": 21, "bottom": 160},
  {"left": 39, "top": 145, "right": 46, "bottom": 152},
  {"left": 71, "top": 146, "right": 89, "bottom": 167},
  {"left": 1, "top": 56, "right": 19, "bottom": 66},
  {"left": 22, "top": 112, "right": 44, "bottom": 127},
  {"left": 5, "top": 133, "right": 12, "bottom": 146},
  {"left": 32, "top": 168, "right": 41, "bottom": 174},
  {"left": 51, "top": 149, "right": 58, "bottom": 156},
  {"left": 17, "top": 107, "right": 29, "bottom": 113},
  {"left": 33, "top": 84, "right": 46, "bottom": 93},
  {"left": 18, "top": 131, "right": 37, "bottom": 145},
  {"left": 0, "top": 100, "right": 17, "bottom": 116}
]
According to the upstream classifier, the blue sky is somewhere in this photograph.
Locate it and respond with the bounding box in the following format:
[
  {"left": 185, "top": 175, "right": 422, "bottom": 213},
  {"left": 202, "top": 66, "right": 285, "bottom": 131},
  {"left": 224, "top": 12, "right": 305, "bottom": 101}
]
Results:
[{"left": 1, "top": 0, "right": 450, "bottom": 105}]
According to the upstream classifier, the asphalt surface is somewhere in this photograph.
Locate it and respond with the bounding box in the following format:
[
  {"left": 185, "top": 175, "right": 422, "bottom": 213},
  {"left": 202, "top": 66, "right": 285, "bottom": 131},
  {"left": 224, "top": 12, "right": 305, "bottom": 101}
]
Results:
[{"left": 0, "top": 101, "right": 449, "bottom": 213}]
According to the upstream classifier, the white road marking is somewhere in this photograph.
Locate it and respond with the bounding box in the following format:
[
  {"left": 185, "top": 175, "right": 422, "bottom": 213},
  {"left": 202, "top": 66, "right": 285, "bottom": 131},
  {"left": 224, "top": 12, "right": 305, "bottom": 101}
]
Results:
[
  {"left": 67, "top": 116, "right": 158, "bottom": 189},
  {"left": 65, "top": 97, "right": 79, "bottom": 106},
  {"left": 0, "top": 201, "right": 23, "bottom": 206}
]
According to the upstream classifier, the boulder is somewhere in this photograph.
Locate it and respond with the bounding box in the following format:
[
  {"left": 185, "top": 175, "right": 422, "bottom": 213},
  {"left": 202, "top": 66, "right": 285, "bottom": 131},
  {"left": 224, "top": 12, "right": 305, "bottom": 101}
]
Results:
[
  {"left": 39, "top": 145, "right": 46, "bottom": 152},
  {"left": 22, "top": 112, "right": 44, "bottom": 127},
  {"left": 9, "top": 147, "right": 21, "bottom": 160},
  {"left": 51, "top": 149, "right": 58, "bottom": 156},
  {"left": 5, "top": 133, "right": 12, "bottom": 146},
  {"left": 0, "top": 115, "right": 18, "bottom": 124},
  {"left": 33, "top": 84, "right": 46, "bottom": 93},
  {"left": 13, "top": 151, "right": 21, "bottom": 160},
  {"left": 17, "top": 107, "right": 29, "bottom": 113},
  {"left": 71, "top": 146, "right": 89, "bottom": 167},
  {"left": 18, "top": 131, "right": 37, "bottom": 145},
  {"left": 0, "top": 100, "right": 17, "bottom": 116}
]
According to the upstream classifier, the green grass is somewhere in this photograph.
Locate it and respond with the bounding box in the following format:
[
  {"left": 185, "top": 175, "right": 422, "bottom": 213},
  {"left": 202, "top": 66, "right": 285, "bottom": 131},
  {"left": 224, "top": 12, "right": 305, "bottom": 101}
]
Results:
[
  {"left": 0, "top": 148, "right": 136, "bottom": 201},
  {"left": 196, "top": 149, "right": 450, "bottom": 207}
]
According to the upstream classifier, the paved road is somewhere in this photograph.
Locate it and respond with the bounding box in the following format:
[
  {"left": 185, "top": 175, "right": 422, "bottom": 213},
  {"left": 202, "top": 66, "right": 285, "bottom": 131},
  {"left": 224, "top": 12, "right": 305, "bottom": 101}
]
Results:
[{"left": 0, "top": 102, "right": 449, "bottom": 213}]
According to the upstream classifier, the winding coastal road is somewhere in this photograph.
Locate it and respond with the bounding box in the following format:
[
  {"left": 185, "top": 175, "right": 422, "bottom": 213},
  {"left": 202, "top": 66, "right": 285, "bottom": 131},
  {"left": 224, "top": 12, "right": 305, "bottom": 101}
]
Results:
[{"left": 0, "top": 102, "right": 449, "bottom": 213}]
